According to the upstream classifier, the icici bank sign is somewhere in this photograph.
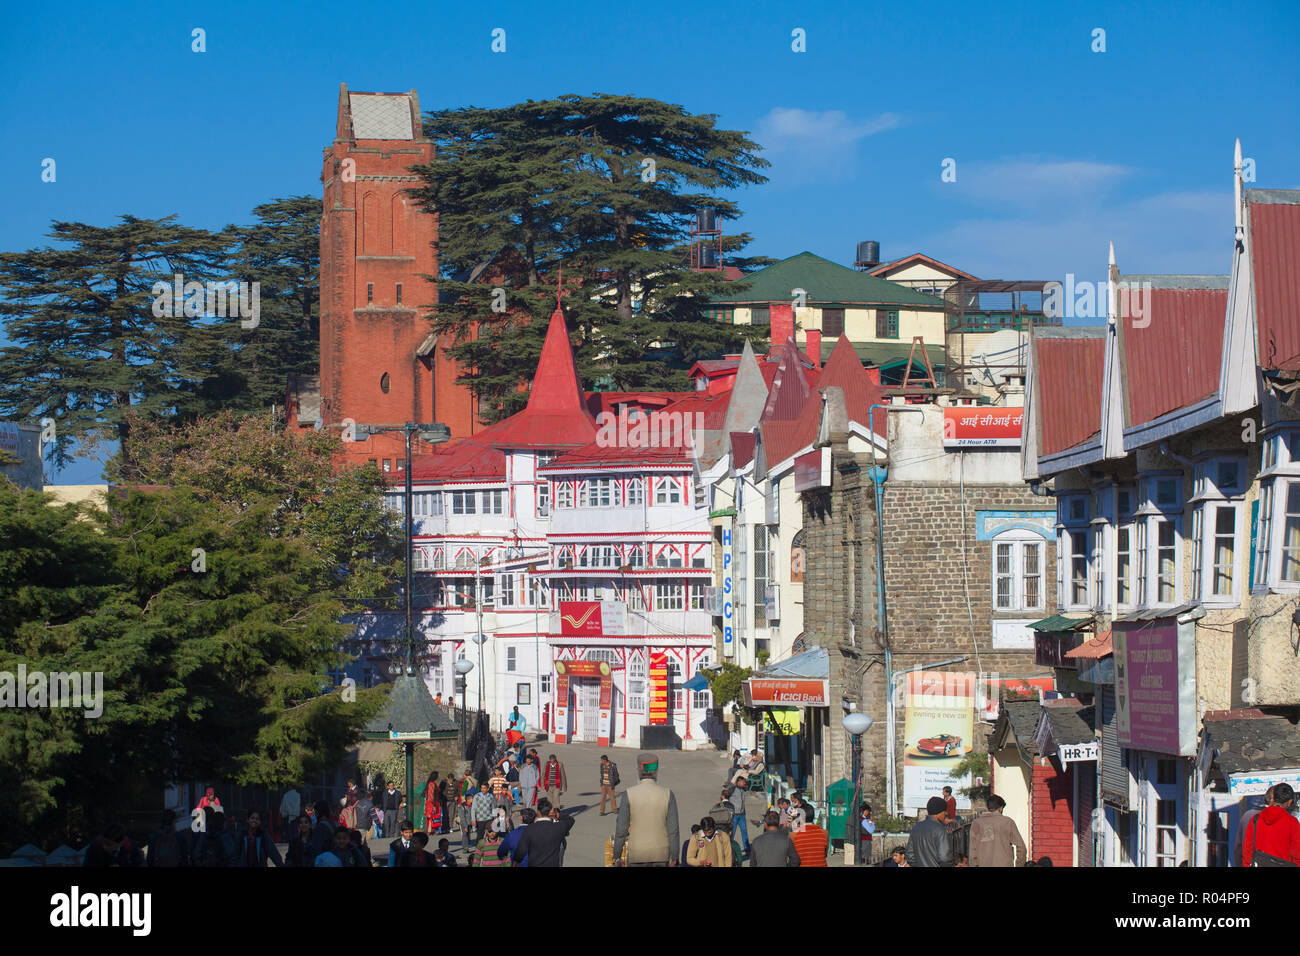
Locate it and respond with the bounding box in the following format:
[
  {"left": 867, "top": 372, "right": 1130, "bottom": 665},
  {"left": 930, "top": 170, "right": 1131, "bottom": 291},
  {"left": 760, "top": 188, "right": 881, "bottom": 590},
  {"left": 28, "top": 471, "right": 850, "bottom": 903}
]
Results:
[{"left": 743, "top": 678, "right": 829, "bottom": 707}]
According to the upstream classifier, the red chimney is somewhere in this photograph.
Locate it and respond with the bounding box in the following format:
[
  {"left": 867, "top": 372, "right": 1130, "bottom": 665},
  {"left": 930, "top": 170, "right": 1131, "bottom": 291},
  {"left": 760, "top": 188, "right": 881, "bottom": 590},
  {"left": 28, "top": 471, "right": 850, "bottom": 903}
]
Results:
[
  {"left": 805, "top": 329, "right": 821, "bottom": 369},
  {"left": 865, "top": 365, "right": 881, "bottom": 385},
  {"left": 770, "top": 302, "right": 794, "bottom": 349}
]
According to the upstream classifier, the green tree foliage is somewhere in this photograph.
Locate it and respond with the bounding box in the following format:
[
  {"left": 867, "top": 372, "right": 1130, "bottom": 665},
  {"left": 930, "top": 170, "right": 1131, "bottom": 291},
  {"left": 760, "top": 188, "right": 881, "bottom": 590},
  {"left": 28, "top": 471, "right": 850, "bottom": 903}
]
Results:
[
  {"left": 413, "top": 94, "right": 772, "bottom": 419},
  {"left": 0, "top": 198, "right": 322, "bottom": 469},
  {"left": 700, "top": 662, "right": 761, "bottom": 726},
  {"left": 0, "top": 216, "right": 226, "bottom": 468},
  {"left": 0, "top": 413, "right": 402, "bottom": 849}
]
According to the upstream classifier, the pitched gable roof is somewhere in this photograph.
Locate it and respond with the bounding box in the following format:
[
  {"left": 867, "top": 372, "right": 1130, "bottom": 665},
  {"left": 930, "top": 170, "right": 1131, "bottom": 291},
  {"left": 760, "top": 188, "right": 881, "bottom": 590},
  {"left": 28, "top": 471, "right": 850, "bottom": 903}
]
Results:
[
  {"left": 868, "top": 252, "right": 977, "bottom": 281},
  {"left": 760, "top": 340, "right": 813, "bottom": 422},
  {"left": 1032, "top": 328, "right": 1107, "bottom": 458},
  {"left": 1249, "top": 189, "right": 1300, "bottom": 372},
  {"left": 709, "top": 252, "right": 947, "bottom": 308},
  {"left": 1118, "top": 276, "right": 1229, "bottom": 429}
]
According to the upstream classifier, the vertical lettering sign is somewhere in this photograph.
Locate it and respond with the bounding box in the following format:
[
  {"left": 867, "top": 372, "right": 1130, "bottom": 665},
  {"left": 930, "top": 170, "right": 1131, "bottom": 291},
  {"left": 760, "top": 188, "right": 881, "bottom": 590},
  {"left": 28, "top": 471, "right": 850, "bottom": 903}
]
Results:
[
  {"left": 722, "top": 526, "right": 734, "bottom": 657},
  {"left": 648, "top": 652, "right": 669, "bottom": 724},
  {"left": 554, "top": 661, "right": 571, "bottom": 743}
]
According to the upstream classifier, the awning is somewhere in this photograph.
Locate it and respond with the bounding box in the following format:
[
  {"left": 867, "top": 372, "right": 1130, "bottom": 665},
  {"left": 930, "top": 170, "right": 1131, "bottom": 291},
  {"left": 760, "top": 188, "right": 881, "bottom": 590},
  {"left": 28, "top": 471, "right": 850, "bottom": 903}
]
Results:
[
  {"left": 682, "top": 672, "right": 709, "bottom": 693},
  {"left": 755, "top": 645, "right": 829, "bottom": 679},
  {"left": 1065, "top": 630, "right": 1113, "bottom": 659},
  {"left": 1028, "top": 614, "right": 1094, "bottom": 633}
]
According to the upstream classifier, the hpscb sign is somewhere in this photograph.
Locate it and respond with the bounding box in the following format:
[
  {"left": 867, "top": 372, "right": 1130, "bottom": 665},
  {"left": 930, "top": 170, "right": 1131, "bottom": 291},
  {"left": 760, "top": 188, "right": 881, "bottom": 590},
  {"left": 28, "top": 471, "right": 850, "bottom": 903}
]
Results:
[{"left": 722, "top": 526, "right": 734, "bottom": 657}]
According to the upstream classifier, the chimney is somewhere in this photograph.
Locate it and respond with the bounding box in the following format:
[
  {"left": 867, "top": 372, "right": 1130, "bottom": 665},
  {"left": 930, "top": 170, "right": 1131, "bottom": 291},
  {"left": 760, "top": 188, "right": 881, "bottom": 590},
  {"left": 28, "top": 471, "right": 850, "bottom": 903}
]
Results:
[
  {"left": 805, "top": 329, "right": 821, "bottom": 368},
  {"left": 865, "top": 365, "right": 881, "bottom": 385},
  {"left": 770, "top": 302, "right": 794, "bottom": 350}
]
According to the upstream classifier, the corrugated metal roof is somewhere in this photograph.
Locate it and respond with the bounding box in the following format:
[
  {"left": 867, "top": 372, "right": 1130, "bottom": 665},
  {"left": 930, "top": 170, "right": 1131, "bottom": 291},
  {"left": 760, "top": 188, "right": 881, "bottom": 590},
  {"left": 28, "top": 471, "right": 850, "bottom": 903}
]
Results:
[
  {"left": 760, "top": 341, "right": 812, "bottom": 422},
  {"left": 756, "top": 645, "right": 829, "bottom": 679},
  {"left": 710, "top": 252, "right": 947, "bottom": 307},
  {"left": 1112, "top": 602, "right": 1199, "bottom": 622},
  {"left": 1250, "top": 191, "right": 1300, "bottom": 371},
  {"left": 1034, "top": 329, "right": 1106, "bottom": 457},
  {"left": 1120, "top": 278, "right": 1228, "bottom": 427},
  {"left": 1028, "top": 613, "right": 1094, "bottom": 633},
  {"left": 1065, "top": 630, "right": 1113, "bottom": 659}
]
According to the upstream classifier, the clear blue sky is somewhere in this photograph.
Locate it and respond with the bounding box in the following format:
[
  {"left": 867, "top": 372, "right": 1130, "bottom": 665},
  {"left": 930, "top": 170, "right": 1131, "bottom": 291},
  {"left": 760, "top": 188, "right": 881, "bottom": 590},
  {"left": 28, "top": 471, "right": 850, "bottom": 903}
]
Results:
[{"left": 3, "top": 0, "right": 1297, "bottom": 482}]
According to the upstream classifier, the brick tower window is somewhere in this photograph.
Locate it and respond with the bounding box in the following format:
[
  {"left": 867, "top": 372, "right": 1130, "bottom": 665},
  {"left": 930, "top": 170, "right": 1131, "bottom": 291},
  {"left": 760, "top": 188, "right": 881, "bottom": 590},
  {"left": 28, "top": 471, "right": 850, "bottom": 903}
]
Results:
[
  {"left": 367, "top": 283, "right": 374, "bottom": 304},
  {"left": 396, "top": 283, "right": 403, "bottom": 305},
  {"left": 380, "top": 372, "right": 391, "bottom": 394}
]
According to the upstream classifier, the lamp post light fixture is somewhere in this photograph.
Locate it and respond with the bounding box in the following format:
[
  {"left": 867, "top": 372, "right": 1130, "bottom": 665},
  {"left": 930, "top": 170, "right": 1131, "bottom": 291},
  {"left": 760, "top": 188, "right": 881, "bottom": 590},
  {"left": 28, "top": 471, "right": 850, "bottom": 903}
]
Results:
[
  {"left": 454, "top": 658, "right": 475, "bottom": 750},
  {"left": 841, "top": 711, "right": 874, "bottom": 865}
]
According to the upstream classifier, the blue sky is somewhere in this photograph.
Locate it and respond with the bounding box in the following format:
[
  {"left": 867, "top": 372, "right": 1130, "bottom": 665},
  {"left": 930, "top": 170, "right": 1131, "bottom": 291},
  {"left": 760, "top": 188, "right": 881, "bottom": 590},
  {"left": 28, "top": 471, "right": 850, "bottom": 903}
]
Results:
[{"left": 3, "top": 0, "right": 1297, "bottom": 481}]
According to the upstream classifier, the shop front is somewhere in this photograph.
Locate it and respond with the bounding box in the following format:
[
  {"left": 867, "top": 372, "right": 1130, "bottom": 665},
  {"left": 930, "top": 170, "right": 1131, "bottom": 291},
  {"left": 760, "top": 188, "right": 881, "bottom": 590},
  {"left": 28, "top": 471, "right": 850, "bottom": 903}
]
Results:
[{"left": 742, "top": 647, "right": 831, "bottom": 804}]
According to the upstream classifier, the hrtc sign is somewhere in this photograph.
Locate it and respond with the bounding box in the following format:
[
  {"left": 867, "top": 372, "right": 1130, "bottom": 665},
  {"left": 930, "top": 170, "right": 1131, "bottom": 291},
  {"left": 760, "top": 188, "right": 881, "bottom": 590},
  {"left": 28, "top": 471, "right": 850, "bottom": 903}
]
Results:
[{"left": 1057, "top": 741, "right": 1099, "bottom": 763}]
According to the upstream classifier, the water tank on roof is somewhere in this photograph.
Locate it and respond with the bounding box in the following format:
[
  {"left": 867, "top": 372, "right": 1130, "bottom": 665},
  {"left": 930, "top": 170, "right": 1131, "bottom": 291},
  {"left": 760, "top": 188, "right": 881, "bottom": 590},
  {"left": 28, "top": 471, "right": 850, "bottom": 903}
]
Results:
[
  {"left": 855, "top": 240, "right": 880, "bottom": 269},
  {"left": 699, "top": 244, "right": 717, "bottom": 268},
  {"left": 697, "top": 207, "right": 717, "bottom": 232}
]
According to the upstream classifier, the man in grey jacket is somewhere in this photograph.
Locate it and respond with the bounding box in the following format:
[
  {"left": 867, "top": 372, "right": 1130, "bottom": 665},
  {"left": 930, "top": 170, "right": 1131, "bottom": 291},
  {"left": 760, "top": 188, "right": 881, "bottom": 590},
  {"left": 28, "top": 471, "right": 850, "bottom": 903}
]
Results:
[
  {"left": 968, "top": 794, "right": 1027, "bottom": 867},
  {"left": 749, "top": 810, "right": 801, "bottom": 867},
  {"left": 905, "top": 797, "right": 955, "bottom": 867}
]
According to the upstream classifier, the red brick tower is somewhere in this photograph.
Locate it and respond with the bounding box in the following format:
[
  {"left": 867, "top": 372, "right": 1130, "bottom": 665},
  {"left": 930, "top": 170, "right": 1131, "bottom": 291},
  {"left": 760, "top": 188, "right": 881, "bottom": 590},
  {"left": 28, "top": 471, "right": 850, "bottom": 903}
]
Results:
[{"left": 314, "top": 83, "right": 478, "bottom": 472}]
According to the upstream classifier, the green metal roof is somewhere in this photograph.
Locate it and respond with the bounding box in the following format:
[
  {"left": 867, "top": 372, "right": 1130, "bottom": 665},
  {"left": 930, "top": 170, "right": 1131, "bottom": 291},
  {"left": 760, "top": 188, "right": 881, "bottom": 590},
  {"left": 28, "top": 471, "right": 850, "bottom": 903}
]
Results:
[
  {"left": 710, "top": 252, "right": 948, "bottom": 309},
  {"left": 362, "top": 674, "right": 460, "bottom": 739},
  {"left": 1027, "top": 614, "right": 1094, "bottom": 633},
  {"left": 824, "top": 340, "right": 948, "bottom": 369}
]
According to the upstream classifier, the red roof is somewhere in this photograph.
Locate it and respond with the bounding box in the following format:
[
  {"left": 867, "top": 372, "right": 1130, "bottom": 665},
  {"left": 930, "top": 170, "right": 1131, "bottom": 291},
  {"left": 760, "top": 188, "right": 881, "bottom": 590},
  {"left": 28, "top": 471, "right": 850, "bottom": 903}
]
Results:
[
  {"left": 410, "top": 439, "right": 506, "bottom": 482},
  {"left": 1250, "top": 193, "right": 1300, "bottom": 371},
  {"left": 480, "top": 306, "right": 597, "bottom": 449},
  {"left": 762, "top": 335, "right": 887, "bottom": 467},
  {"left": 760, "top": 340, "right": 814, "bottom": 422},
  {"left": 731, "top": 432, "right": 756, "bottom": 468},
  {"left": 1034, "top": 332, "right": 1106, "bottom": 457},
  {"left": 1123, "top": 284, "right": 1227, "bottom": 427},
  {"left": 1065, "top": 630, "right": 1112, "bottom": 660}
]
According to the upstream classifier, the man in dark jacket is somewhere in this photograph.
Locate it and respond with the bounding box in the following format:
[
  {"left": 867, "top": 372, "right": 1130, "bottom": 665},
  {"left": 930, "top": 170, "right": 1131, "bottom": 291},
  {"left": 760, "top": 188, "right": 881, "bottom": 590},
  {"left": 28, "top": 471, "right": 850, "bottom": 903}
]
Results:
[
  {"left": 599, "top": 754, "right": 621, "bottom": 816},
  {"left": 498, "top": 807, "right": 535, "bottom": 865},
  {"left": 380, "top": 784, "right": 403, "bottom": 839},
  {"left": 235, "top": 811, "right": 284, "bottom": 867},
  {"left": 512, "top": 799, "right": 574, "bottom": 867},
  {"left": 388, "top": 820, "right": 416, "bottom": 867},
  {"left": 749, "top": 811, "right": 801, "bottom": 867},
  {"left": 906, "top": 797, "right": 955, "bottom": 867},
  {"left": 354, "top": 790, "right": 377, "bottom": 842},
  {"left": 439, "top": 775, "right": 458, "bottom": 834}
]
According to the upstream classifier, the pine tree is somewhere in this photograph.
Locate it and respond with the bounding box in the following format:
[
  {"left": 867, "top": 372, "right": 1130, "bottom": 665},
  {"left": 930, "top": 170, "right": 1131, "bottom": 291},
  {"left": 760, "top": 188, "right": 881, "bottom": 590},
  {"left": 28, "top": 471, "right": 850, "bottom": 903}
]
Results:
[
  {"left": 0, "top": 216, "right": 227, "bottom": 470},
  {"left": 412, "top": 94, "right": 772, "bottom": 419}
]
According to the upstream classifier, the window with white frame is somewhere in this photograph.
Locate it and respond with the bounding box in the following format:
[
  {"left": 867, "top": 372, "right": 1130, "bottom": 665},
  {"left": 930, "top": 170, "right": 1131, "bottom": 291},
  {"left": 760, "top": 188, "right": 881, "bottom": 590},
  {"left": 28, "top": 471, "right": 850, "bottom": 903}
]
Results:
[
  {"left": 530, "top": 577, "right": 548, "bottom": 608},
  {"left": 506, "top": 647, "right": 516, "bottom": 672},
  {"left": 537, "top": 482, "right": 550, "bottom": 517},
  {"left": 655, "top": 546, "right": 684, "bottom": 568},
  {"left": 554, "top": 482, "right": 572, "bottom": 509},
  {"left": 628, "top": 653, "right": 646, "bottom": 712},
  {"left": 482, "top": 490, "right": 505, "bottom": 514},
  {"left": 626, "top": 584, "right": 646, "bottom": 611},
  {"left": 1192, "top": 500, "right": 1243, "bottom": 604},
  {"left": 1090, "top": 485, "right": 1114, "bottom": 612},
  {"left": 450, "top": 491, "right": 477, "bottom": 515},
  {"left": 412, "top": 492, "right": 443, "bottom": 517},
  {"left": 1057, "top": 494, "right": 1090, "bottom": 610},
  {"left": 454, "top": 549, "right": 476, "bottom": 570},
  {"left": 691, "top": 659, "right": 712, "bottom": 710},
  {"left": 497, "top": 572, "right": 516, "bottom": 607},
  {"left": 1133, "top": 474, "right": 1183, "bottom": 607},
  {"left": 626, "top": 545, "right": 645, "bottom": 569},
  {"left": 626, "top": 478, "right": 645, "bottom": 507},
  {"left": 1115, "top": 486, "right": 1137, "bottom": 608},
  {"left": 413, "top": 547, "right": 429, "bottom": 571},
  {"left": 655, "top": 582, "right": 684, "bottom": 610},
  {"left": 1255, "top": 427, "right": 1300, "bottom": 590},
  {"left": 655, "top": 477, "right": 682, "bottom": 505},
  {"left": 430, "top": 548, "right": 445, "bottom": 571},
  {"left": 992, "top": 529, "right": 1045, "bottom": 612},
  {"left": 689, "top": 581, "right": 707, "bottom": 610},
  {"left": 754, "top": 524, "right": 772, "bottom": 626}
]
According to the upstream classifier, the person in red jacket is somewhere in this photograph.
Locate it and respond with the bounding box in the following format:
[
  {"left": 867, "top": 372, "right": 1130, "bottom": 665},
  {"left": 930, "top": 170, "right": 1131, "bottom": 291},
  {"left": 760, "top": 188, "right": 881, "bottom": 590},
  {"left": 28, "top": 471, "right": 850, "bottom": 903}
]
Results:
[{"left": 1241, "top": 783, "right": 1300, "bottom": 866}]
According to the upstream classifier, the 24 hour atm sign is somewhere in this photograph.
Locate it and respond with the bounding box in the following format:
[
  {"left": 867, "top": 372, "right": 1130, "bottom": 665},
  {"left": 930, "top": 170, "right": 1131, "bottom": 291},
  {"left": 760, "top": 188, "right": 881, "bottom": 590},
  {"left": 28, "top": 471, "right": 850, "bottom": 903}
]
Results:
[{"left": 722, "top": 526, "right": 734, "bottom": 656}]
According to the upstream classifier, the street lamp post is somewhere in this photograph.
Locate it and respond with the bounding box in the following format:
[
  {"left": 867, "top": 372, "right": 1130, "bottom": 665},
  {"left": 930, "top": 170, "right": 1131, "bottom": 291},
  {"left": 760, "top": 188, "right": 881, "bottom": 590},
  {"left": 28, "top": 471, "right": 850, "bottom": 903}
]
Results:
[
  {"left": 455, "top": 658, "right": 475, "bottom": 751},
  {"left": 841, "top": 711, "right": 873, "bottom": 865}
]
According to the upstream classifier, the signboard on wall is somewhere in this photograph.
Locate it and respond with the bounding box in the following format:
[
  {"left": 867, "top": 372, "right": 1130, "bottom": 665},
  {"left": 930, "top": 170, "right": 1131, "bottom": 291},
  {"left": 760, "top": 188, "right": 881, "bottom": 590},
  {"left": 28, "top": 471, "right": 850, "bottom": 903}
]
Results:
[
  {"left": 1114, "top": 618, "right": 1198, "bottom": 757},
  {"left": 0, "top": 422, "right": 20, "bottom": 454},
  {"left": 743, "top": 678, "right": 829, "bottom": 707},
  {"left": 648, "top": 652, "right": 669, "bottom": 724},
  {"left": 942, "top": 407, "right": 1023, "bottom": 448},
  {"left": 902, "top": 671, "right": 975, "bottom": 812},
  {"left": 793, "top": 447, "right": 830, "bottom": 491},
  {"left": 790, "top": 529, "right": 805, "bottom": 584},
  {"left": 1057, "top": 741, "right": 1099, "bottom": 763},
  {"left": 558, "top": 601, "right": 602, "bottom": 637},
  {"left": 721, "top": 526, "right": 734, "bottom": 657}
]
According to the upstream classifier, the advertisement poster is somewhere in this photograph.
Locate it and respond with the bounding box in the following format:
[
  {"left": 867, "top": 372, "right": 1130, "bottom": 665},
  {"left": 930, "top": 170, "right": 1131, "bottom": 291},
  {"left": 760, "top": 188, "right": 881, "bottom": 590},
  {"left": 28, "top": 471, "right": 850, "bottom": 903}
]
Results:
[
  {"left": 648, "top": 652, "right": 669, "bottom": 724},
  {"left": 1114, "top": 619, "right": 1197, "bottom": 756},
  {"left": 902, "top": 671, "right": 974, "bottom": 812}
]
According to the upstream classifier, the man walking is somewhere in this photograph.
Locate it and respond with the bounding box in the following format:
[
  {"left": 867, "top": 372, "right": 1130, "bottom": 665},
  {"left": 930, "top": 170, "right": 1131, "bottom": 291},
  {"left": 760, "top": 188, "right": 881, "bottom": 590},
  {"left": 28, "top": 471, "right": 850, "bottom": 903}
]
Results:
[
  {"left": 388, "top": 821, "right": 416, "bottom": 868},
  {"left": 541, "top": 753, "right": 567, "bottom": 809},
  {"left": 513, "top": 799, "right": 574, "bottom": 867},
  {"left": 749, "top": 811, "right": 800, "bottom": 867},
  {"left": 968, "top": 794, "right": 1027, "bottom": 867},
  {"left": 499, "top": 807, "right": 536, "bottom": 866},
  {"left": 685, "top": 816, "right": 733, "bottom": 867},
  {"left": 790, "top": 814, "right": 830, "bottom": 867},
  {"left": 439, "top": 774, "right": 458, "bottom": 834},
  {"left": 613, "top": 753, "right": 680, "bottom": 867},
  {"left": 599, "top": 754, "right": 621, "bottom": 816},
  {"left": 470, "top": 779, "right": 496, "bottom": 843},
  {"left": 708, "top": 787, "right": 736, "bottom": 837},
  {"left": 519, "top": 753, "right": 540, "bottom": 811},
  {"left": 906, "top": 797, "right": 955, "bottom": 867},
  {"left": 380, "top": 782, "right": 403, "bottom": 840},
  {"left": 730, "top": 779, "right": 752, "bottom": 858}
]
